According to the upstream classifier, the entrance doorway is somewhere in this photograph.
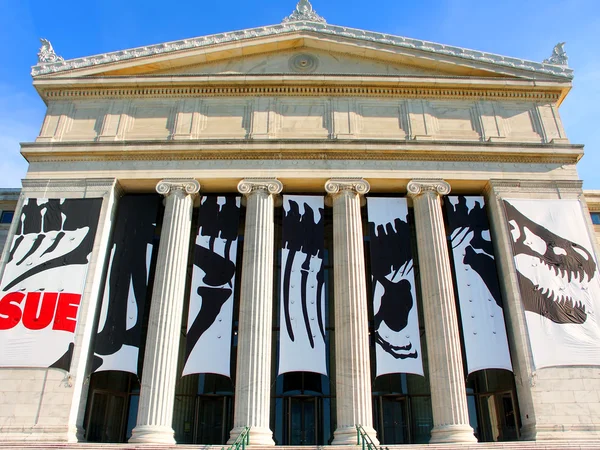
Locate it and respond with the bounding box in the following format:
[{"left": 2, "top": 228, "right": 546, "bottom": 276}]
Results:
[
  {"left": 195, "top": 396, "right": 233, "bottom": 445},
  {"left": 376, "top": 396, "right": 409, "bottom": 444},
  {"left": 285, "top": 397, "right": 319, "bottom": 445},
  {"left": 476, "top": 391, "right": 519, "bottom": 442}
]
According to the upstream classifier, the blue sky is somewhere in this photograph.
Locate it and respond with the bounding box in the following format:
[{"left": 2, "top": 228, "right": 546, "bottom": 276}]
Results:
[{"left": 0, "top": 0, "right": 598, "bottom": 188}]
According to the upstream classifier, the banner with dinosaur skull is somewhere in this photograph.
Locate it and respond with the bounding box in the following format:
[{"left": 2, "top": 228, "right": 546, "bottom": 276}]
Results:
[
  {"left": 367, "top": 197, "right": 424, "bottom": 377},
  {"left": 279, "top": 195, "right": 327, "bottom": 376},
  {"left": 0, "top": 198, "right": 102, "bottom": 371},
  {"left": 445, "top": 196, "right": 512, "bottom": 374},
  {"left": 504, "top": 199, "right": 600, "bottom": 368},
  {"left": 92, "top": 195, "right": 161, "bottom": 375},
  {"left": 183, "top": 196, "right": 241, "bottom": 377}
]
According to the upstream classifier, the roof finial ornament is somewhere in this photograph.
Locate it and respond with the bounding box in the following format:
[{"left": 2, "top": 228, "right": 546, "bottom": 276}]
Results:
[
  {"left": 37, "top": 38, "right": 64, "bottom": 64},
  {"left": 282, "top": 0, "right": 326, "bottom": 24},
  {"left": 543, "top": 42, "right": 568, "bottom": 67}
]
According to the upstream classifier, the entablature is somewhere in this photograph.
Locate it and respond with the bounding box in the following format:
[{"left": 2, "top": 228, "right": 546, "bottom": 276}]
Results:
[{"left": 21, "top": 139, "right": 583, "bottom": 166}]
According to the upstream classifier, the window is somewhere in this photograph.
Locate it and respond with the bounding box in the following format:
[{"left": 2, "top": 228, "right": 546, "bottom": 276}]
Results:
[
  {"left": 592, "top": 212, "right": 600, "bottom": 225},
  {"left": 0, "top": 211, "right": 14, "bottom": 224}
]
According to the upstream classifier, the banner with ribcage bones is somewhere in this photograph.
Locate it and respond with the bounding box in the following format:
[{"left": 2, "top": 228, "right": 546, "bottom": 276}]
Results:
[
  {"left": 0, "top": 198, "right": 102, "bottom": 370},
  {"left": 445, "top": 196, "right": 512, "bottom": 374},
  {"left": 183, "top": 196, "right": 241, "bottom": 377},
  {"left": 92, "top": 195, "right": 161, "bottom": 375},
  {"left": 366, "top": 197, "right": 424, "bottom": 377},
  {"left": 504, "top": 199, "right": 600, "bottom": 369},
  {"left": 279, "top": 195, "right": 327, "bottom": 376}
]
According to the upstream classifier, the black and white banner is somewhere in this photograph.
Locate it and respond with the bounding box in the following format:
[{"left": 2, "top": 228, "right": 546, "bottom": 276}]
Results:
[
  {"left": 504, "top": 199, "right": 600, "bottom": 368},
  {"left": 279, "top": 195, "right": 327, "bottom": 376},
  {"left": 92, "top": 195, "right": 160, "bottom": 375},
  {"left": 183, "top": 196, "right": 241, "bottom": 377},
  {"left": 445, "top": 196, "right": 512, "bottom": 374},
  {"left": 367, "top": 197, "right": 424, "bottom": 377},
  {"left": 0, "top": 198, "right": 102, "bottom": 371}
]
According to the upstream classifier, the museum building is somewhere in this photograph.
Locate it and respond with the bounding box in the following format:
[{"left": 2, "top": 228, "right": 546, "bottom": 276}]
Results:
[{"left": 1, "top": 1, "right": 600, "bottom": 447}]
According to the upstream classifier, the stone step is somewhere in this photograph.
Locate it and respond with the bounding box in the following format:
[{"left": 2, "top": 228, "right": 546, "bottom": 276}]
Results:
[{"left": 2, "top": 443, "right": 600, "bottom": 450}]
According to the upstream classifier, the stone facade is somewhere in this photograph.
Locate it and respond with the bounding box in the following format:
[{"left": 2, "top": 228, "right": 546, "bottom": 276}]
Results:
[{"left": 1, "top": 1, "right": 599, "bottom": 446}]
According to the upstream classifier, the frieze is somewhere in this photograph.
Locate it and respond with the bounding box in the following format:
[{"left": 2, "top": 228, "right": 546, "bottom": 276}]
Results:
[
  {"left": 31, "top": 21, "right": 573, "bottom": 79},
  {"left": 40, "top": 86, "right": 562, "bottom": 103}
]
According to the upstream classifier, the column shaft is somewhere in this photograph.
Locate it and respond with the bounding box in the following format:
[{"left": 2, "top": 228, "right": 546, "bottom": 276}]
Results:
[
  {"left": 326, "top": 179, "right": 378, "bottom": 445},
  {"left": 408, "top": 179, "right": 476, "bottom": 444},
  {"left": 228, "top": 179, "right": 282, "bottom": 446},
  {"left": 130, "top": 179, "right": 199, "bottom": 444}
]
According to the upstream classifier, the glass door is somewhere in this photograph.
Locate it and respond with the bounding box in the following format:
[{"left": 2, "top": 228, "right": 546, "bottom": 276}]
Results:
[
  {"left": 195, "top": 396, "right": 233, "bottom": 445},
  {"left": 286, "top": 397, "right": 319, "bottom": 445},
  {"left": 86, "top": 390, "right": 127, "bottom": 442},
  {"left": 377, "top": 396, "right": 409, "bottom": 444}
]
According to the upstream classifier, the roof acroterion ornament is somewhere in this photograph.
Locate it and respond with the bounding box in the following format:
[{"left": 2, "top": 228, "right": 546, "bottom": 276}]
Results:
[
  {"left": 282, "top": 0, "right": 326, "bottom": 24},
  {"left": 37, "top": 38, "right": 64, "bottom": 64},
  {"left": 543, "top": 42, "right": 568, "bottom": 67}
]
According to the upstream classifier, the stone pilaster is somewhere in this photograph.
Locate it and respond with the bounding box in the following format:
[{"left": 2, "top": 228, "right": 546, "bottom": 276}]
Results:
[
  {"left": 228, "top": 178, "right": 282, "bottom": 446},
  {"left": 129, "top": 179, "right": 200, "bottom": 444},
  {"left": 407, "top": 179, "right": 476, "bottom": 444},
  {"left": 325, "top": 178, "right": 378, "bottom": 445}
]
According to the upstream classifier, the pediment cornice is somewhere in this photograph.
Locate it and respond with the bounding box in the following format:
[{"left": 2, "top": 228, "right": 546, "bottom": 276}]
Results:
[{"left": 31, "top": 21, "right": 573, "bottom": 80}]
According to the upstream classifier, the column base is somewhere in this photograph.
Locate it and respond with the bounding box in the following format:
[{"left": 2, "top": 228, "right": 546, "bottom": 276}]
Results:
[
  {"left": 228, "top": 426, "right": 275, "bottom": 446},
  {"left": 429, "top": 424, "right": 477, "bottom": 444},
  {"left": 332, "top": 425, "right": 379, "bottom": 445},
  {"left": 129, "top": 425, "right": 176, "bottom": 444}
]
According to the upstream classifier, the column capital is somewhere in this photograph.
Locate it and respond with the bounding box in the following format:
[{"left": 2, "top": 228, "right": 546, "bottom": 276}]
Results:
[
  {"left": 325, "top": 178, "right": 370, "bottom": 196},
  {"left": 407, "top": 179, "right": 451, "bottom": 198},
  {"left": 155, "top": 179, "right": 200, "bottom": 197},
  {"left": 237, "top": 178, "right": 283, "bottom": 196}
]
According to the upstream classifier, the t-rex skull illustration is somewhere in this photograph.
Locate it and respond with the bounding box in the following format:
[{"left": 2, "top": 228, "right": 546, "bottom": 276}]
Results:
[{"left": 504, "top": 201, "right": 596, "bottom": 324}]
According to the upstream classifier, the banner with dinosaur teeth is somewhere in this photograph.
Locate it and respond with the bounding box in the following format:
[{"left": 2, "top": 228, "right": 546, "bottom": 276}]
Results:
[
  {"left": 183, "top": 196, "right": 241, "bottom": 377},
  {"left": 279, "top": 195, "right": 327, "bottom": 376},
  {"left": 92, "top": 195, "right": 161, "bottom": 375},
  {"left": 367, "top": 197, "right": 424, "bottom": 377},
  {"left": 504, "top": 199, "right": 600, "bottom": 368},
  {"left": 445, "top": 196, "right": 512, "bottom": 374},
  {"left": 0, "top": 198, "right": 102, "bottom": 371}
]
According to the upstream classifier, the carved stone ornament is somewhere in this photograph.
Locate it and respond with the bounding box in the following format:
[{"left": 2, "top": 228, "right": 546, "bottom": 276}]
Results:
[
  {"left": 30, "top": 19, "right": 573, "bottom": 80},
  {"left": 237, "top": 178, "right": 283, "bottom": 196},
  {"left": 543, "top": 42, "right": 569, "bottom": 67},
  {"left": 155, "top": 179, "right": 201, "bottom": 196},
  {"left": 325, "top": 178, "right": 371, "bottom": 196},
  {"left": 282, "top": 0, "right": 326, "bottom": 24},
  {"left": 406, "top": 179, "right": 451, "bottom": 197},
  {"left": 37, "top": 38, "right": 64, "bottom": 64}
]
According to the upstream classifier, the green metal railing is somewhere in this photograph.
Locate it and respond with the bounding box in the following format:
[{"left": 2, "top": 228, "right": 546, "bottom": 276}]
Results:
[
  {"left": 222, "top": 427, "right": 250, "bottom": 450},
  {"left": 357, "top": 425, "right": 388, "bottom": 450}
]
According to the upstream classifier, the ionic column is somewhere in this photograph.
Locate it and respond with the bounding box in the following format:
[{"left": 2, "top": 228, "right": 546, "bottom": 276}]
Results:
[
  {"left": 406, "top": 179, "right": 476, "bottom": 444},
  {"left": 129, "top": 179, "right": 200, "bottom": 444},
  {"left": 325, "top": 178, "right": 379, "bottom": 445},
  {"left": 228, "top": 178, "right": 283, "bottom": 446}
]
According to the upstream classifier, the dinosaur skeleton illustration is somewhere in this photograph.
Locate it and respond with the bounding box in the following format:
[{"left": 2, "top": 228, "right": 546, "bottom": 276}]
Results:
[
  {"left": 0, "top": 198, "right": 101, "bottom": 370},
  {"left": 279, "top": 196, "right": 327, "bottom": 376},
  {"left": 183, "top": 196, "right": 240, "bottom": 377},
  {"left": 445, "top": 196, "right": 512, "bottom": 374},
  {"left": 504, "top": 200, "right": 596, "bottom": 325},
  {"left": 366, "top": 197, "right": 423, "bottom": 377}
]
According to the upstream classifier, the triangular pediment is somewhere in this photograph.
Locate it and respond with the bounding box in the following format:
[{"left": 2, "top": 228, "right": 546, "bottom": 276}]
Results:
[
  {"left": 147, "top": 47, "right": 452, "bottom": 77},
  {"left": 32, "top": 21, "right": 573, "bottom": 83}
]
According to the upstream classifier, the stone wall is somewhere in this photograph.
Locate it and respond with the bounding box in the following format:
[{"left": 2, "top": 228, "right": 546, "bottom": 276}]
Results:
[{"left": 36, "top": 97, "right": 567, "bottom": 144}]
